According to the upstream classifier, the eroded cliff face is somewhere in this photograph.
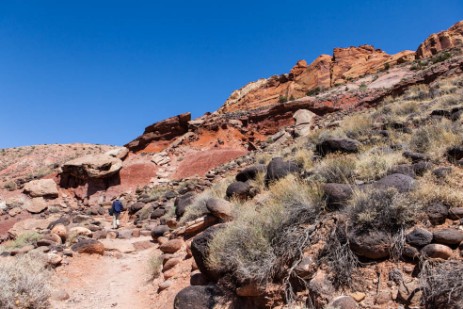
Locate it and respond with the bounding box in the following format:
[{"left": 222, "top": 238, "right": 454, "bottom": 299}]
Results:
[
  {"left": 219, "top": 21, "right": 463, "bottom": 114},
  {"left": 219, "top": 45, "right": 415, "bottom": 113},
  {"left": 416, "top": 20, "right": 463, "bottom": 59}
]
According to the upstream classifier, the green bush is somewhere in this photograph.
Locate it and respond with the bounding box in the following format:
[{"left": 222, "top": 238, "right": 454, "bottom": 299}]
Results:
[{"left": 278, "top": 95, "right": 288, "bottom": 104}]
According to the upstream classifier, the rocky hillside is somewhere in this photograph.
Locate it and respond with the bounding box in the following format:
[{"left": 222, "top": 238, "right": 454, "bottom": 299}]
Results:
[{"left": 0, "top": 20, "right": 463, "bottom": 309}]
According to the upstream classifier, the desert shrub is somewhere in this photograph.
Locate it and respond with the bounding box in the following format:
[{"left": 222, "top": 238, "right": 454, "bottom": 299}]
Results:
[
  {"left": 403, "top": 84, "right": 430, "bottom": 101},
  {"left": 148, "top": 253, "right": 163, "bottom": 280},
  {"left": 434, "top": 93, "right": 461, "bottom": 108},
  {"left": 291, "top": 148, "right": 314, "bottom": 170},
  {"left": 355, "top": 150, "right": 407, "bottom": 181},
  {"left": 431, "top": 51, "right": 452, "bottom": 64},
  {"left": 306, "top": 87, "right": 322, "bottom": 96},
  {"left": 339, "top": 114, "right": 374, "bottom": 139},
  {"left": 411, "top": 175, "right": 463, "bottom": 210},
  {"left": 3, "top": 181, "right": 17, "bottom": 191},
  {"left": 5, "top": 231, "right": 41, "bottom": 250},
  {"left": 358, "top": 82, "right": 367, "bottom": 92},
  {"left": 349, "top": 188, "right": 418, "bottom": 233},
  {"left": 391, "top": 100, "right": 420, "bottom": 115},
  {"left": 307, "top": 128, "right": 347, "bottom": 145},
  {"left": 420, "top": 260, "right": 463, "bottom": 308},
  {"left": 409, "top": 119, "right": 462, "bottom": 159},
  {"left": 319, "top": 223, "right": 359, "bottom": 288},
  {"left": 207, "top": 176, "right": 321, "bottom": 285},
  {"left": 255, "top": 152, "right": 272, "bottom": 164},
  {"left": 315, "top": 154, "right": 357, "bottom": 184},
  {"left": 0, "top": 252, "right": 51, "bottom": 309},
  {"left": 279, "top": 95, "right": 288, "bottom": 103}
]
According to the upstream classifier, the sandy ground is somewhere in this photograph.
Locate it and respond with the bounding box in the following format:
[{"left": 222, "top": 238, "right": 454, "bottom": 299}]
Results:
[
  {"left": 50, "top": 237, "right": 158, "bottom": 309},
  {"left": 50, "top": 235, "right": 192, "bottom": 309}
]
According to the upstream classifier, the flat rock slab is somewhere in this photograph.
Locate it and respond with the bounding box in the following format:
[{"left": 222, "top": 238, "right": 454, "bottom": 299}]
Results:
[{"left": 100, "top": 239, "right": 136, "bottom": 253}]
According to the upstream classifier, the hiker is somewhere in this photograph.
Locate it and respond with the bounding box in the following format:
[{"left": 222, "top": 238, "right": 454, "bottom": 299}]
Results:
[{"left": 111, "top": 198, "right": 124, "bottom": 229}]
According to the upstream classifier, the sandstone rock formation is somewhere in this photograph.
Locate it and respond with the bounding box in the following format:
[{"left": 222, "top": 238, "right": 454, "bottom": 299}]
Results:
[
  {"left": 23, "top": 179, "right": 59, "bottom": 198},
  {"left": 416, "top": 20, "right": 463, "bottom": 59},
  {"left": 62, "top": 154, "right": 123, "bottom": 179}
]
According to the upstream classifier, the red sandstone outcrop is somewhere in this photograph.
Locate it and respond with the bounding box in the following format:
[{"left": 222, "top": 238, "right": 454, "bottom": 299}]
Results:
[
  {"left": 126, "top": 113, "right": 191, "bottom": 152},
  {"left": 219, "top": 46, "right": 415, "bottom": 113},
  {"left": 416, "top": 20, "right": 463, "bottom": 59}
]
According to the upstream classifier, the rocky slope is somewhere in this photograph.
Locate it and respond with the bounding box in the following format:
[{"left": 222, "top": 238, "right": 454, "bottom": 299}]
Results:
[{"left": 0, "top": 20, "right": 463, "bottom": 309}]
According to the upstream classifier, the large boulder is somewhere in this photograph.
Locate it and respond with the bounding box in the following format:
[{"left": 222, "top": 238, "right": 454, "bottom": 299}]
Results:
[
  {"left": 23, "top": 179, "right": 59, "bottom": 198},
  {"left": 25, "top": 197, "right": 48, "bottom": 214},
  {"left": 328, "top": 296, "right": 358, "bottom": 309},
  {"left": 293, "top": 109, "right": 316, "bottom": 137},
  {"left": 349, "top": 231, "right": 391, "bottom": 260},
  {"left": 174, "top": 285, "right": 219, "bottom": 309},
  {"left": 71, "top": 239, "right": 105, "bottom": 255},
  {"left": 323, "top": 183, "right": 353, "bottom": 211},
  {"left": 235, "top": 164, "right": 266, "bottom": 182},
  {"left": 316, "top": 138, "right": 361, "bottom": 157},
  {"left": 433, "top": 229, "right": 463, "bottom": 246},
  {"left": 421, "top": 244, "right": 453, "bottom": 259},
  {"left": 62, "top": 154, "right": 122, "bottom": 179},
  {"left": 191, "top": 225, "right": 224, "bottom": 282},
  {"left": 406, "top": 228, "right": 433, "bottom": 247},
  {"left": 105, "top": 147, "right": 129, "bottom": 160},
  {"left": 370, "top": 173, "right": 415, "bottom": 193},
  {"left": 427, "top": 202, "right": 449, "bottom": 225},
  {"left": 175, "top": 192, "right": 196, "bottom": 219},
  {"left": 225, "top": 182, "right": 255, "bottom": 200},
  {"left": 206, "top": 198, "right": 233, "bottom": 221},
  {"left": 265, "top": 157, "right": 302, "bottom": 185}
]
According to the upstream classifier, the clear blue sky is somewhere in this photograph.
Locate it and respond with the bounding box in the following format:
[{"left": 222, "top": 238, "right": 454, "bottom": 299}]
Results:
[{"left": 0, "top": 1, "right": 461, "bottom": 148}]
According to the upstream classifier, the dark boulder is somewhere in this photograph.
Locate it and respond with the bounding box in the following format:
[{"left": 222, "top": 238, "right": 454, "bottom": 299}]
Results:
[
  {"left": 406, "top": 228, "right": 433, "bottom": 247},
  {"left": 191, "top": 225, "right": 224, "bottom": 282},
  {"left": 402, "top": 245, "right": 420, "bottom": 260},
  {"left": 225, "top": 181, "right": 255, "bottom": 200},
  {"left": 370, "top": 173, "right": 415, "bottom": 193},
  {"left": 448, "top": 207, "right": 463, "bottom": 220},
  {"left": 265, "top": 157, "right": 302, "bottom": 185},
  {"left": 323, "top": 183, "right": 353, "bottom": 211},
  {"left": 447, "top": 146, "right": 463, "bottom": 163},
  {"left": 174, "top": 285, "right": 219, "bottom": 309},
  {"left": 151, "top": 225, "right": 170, "bottom": 239},
  {"left": 388, "top": 161, "right": 432, "bottom": 178},
  {"left": 235, "top": 164, "right": 267, "bottom": 182},
  {"left": 175, "top": 192, "right": 196, "bottom": 219},
  {"left": 427, "top": 202, "right": 448, "bottom": 225},
  {"left": 349, "top": 231, "right": 391, "bottom": 260},
  {"left": 316, "top": 138, "right": 361, "bottom": 157},
  {"left": 150, "top": 208, "right": 167, "bottom": 219},
  {"left": 206, "top": 198, "right": 233, "bottom": 221},
  {"left": 432, "top": 167, "right": 452, "bottom": 178},
  {"left": 129, "top": 202, "right": 145, "bottom": 215},
  {"left": 433, "top": 229, "right": 463, "bottom": 246},
  {"left": 421, "top": 244, "right": 453, "bottom": 259},
  {"left": 403, "top": 151, "right": 430, "bottom": 163}
]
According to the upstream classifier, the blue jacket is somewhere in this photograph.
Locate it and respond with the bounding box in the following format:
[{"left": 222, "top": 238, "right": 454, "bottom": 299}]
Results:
[{"left": 112, "top": 200, "right": 123, "bottom": 213}]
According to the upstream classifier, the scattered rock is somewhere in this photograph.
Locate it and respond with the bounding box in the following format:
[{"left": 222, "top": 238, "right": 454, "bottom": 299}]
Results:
[
  {"left": 265, "top": 157, "right": 302, "bottom": 185},
  {"left": 433, "top": 229, "right": 463, "bottom": 245},
  {"left": 316, "top": 138, "right": 361, "bottom": 156},
  {"left": 349, "top": 231, "right": 391, "bottom": 259},
  {"left": 175, "top": 192, "right": 196, "bottom": 219},
  {"left": 402, "top": 151, "right": 430, "bottom": 163},
  {"left": 225, "top": 181, "right": 254, "bottom": 200},
  {"left": 71, "top": 239, "right": 105, "bottom": 255},
  {"left": 235, "top": 164, "right": 266, "bottom": 182},
  {"left": 329, "top": 296, "right": 359, "bottom": 309},
  {"left": 447, "top": 146, "right": 463, "bottom": 163},
  {"left": 158, "top": 280, "right": 172, "bottom": 291},
  {"left": 23, "top": 179, "right": 59, "bottom": 198},
  {"left": 370, "top": 173, "right": 415, "bottom": 193},
  {"left": 421, "top": 244, "right": 453, "bottom": 259},
  {"left": 174, "top": 285, "right": 218, "bottom": 309},
  {"left": 406, "top": 228, "right": 433, "bottom": 247},
  {"left": 206, "top": 198, "right": 233, "bottom": 221},
  {"left": 151, "top": 225, "right": 170, "bottom": 240},
  {"left": 190, "top": 271, "right": 209, "bottom": 286},
  {"left": 427, "top": 202, "right": 448, "bottom": 225},
  {"left": 448, "top": 207, "right": 463, "bottom": 220},
  {"left": 323, "top": 183, "right": 353, "bottom": 211},
  {"left": 163, "top": 257, "right": 182, "bottom": 272},
  {"left": 25, "top": 197, "right": 48, "bottom": 214},
  {"left": 159, "top": 239, "right": 184, "bottom": 254}
]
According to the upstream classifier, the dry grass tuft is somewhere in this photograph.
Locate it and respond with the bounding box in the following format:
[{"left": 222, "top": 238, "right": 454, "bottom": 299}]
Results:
[
  {"left": 148, "top": 253, "right": 163, "bottom": 280},
  {"left": 207, "top": 176, "right": 321, "bottom": 285},
  {"left": 0, "top": 252, "right": 51, "bottom": 309},
  {"left": 4, "top": 231, "right": 41, "bottom": 250},
  {"left": 421, "top": 260, "right": 463, "bottom": 308},
  {"left": 315, "top": 154, "right": 357, "bottom": 184},
  {"left": 355, "top": 149, "right": 407, "bottom": 181},
  {"left": 339, "top": 114, "right": 374, "bottom": 138}
]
